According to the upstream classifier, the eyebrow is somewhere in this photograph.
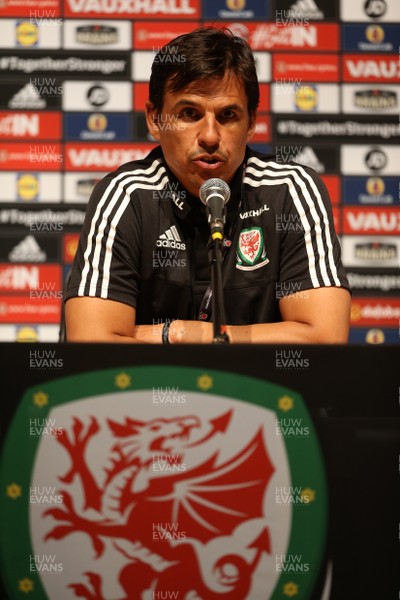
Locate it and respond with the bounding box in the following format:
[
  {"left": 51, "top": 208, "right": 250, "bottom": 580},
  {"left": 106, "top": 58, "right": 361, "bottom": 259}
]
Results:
[{"left": 171, "top": 99, "right": 244, "bottom": 113}]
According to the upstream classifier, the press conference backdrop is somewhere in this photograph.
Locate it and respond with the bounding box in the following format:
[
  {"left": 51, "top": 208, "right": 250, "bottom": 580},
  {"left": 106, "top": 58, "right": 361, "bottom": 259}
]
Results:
[{"left": 0, "top": 0, "right": 399, "bottom": 343}]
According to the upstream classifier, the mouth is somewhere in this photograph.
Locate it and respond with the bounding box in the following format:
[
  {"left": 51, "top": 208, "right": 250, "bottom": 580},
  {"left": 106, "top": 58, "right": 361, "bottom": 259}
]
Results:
[{"left": 193, "top": 155, "right": 224, "bottom": 170}]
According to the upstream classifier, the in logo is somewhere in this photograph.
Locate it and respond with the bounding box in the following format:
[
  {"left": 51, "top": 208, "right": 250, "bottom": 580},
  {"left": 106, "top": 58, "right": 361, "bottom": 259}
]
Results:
[
  {"left": 364, "top": 0, "right": 387, "bottom": 18},
  {"left": 236, "top": 227, "right": 269, "bottom": 271},
  {"left": 365, "top": 147, "right": 388, "bottom": 171},
  {"left": 86, "top": 85, "right": 110, "bottom": 107}
]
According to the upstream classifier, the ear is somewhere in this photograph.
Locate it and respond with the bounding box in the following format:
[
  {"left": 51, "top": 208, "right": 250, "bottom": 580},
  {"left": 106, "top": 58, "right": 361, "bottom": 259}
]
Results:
[
  {"left": 145, "top": 101, "right": 161, "bottom": 141},
  {"left": 246, "top": 110, "right": 257, "bottom": 142}
]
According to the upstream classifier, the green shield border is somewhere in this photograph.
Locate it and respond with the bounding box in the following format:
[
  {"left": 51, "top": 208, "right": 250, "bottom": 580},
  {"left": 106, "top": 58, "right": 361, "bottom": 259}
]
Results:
[{"left": 0, "top": 365, "right": 328, "bottom": 599}]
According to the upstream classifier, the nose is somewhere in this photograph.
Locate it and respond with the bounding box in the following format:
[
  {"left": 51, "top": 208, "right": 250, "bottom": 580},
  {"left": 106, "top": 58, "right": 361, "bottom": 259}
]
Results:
[{"left": 198, "top": 113, "right": 221, "bottom": 150}]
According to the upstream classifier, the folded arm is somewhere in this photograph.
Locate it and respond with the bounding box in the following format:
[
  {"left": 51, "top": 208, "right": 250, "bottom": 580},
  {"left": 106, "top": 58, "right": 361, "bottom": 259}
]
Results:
[{"left": 65, "top": 286, "right": 351, "bottom": 344}]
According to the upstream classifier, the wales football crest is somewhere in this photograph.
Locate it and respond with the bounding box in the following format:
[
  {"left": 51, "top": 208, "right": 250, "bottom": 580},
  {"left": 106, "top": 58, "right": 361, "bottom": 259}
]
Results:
[
  {"left": 0, "top": 367, "right": 327, "bottom": 599},
  {"left": 236, "top": 227, "right": 269, "bottom": 271}
]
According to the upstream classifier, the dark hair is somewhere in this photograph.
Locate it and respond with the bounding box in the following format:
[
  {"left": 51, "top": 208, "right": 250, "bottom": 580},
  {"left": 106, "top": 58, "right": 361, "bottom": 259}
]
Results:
[{"left": 149, "top": 27, "right": 259, "bottom": 118}]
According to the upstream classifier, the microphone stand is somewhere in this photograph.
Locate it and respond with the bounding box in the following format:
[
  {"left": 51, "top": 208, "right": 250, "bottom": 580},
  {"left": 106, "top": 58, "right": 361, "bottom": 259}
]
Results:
[{"left": 208, "top": 231, "right": 230, "bottom": 344}]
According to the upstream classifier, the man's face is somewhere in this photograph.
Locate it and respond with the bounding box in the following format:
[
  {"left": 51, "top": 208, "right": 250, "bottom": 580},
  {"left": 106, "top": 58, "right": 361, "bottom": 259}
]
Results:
[{"left": 145, "top": 73, "right": 256, "bottom": 198}]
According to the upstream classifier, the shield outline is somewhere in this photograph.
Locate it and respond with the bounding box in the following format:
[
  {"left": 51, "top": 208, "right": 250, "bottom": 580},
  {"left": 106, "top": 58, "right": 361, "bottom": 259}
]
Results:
[
  {"left": 237, "top": 227, "right": 264, "bottom": 265},
  {"left": 0, "top": 366, "right": 328, "bottom": 600}
]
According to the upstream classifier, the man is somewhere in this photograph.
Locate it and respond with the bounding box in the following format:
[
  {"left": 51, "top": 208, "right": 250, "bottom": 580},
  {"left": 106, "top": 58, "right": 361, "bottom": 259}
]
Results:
[{"left": 65, "top": 27, "right": 351, "bottom": 343}]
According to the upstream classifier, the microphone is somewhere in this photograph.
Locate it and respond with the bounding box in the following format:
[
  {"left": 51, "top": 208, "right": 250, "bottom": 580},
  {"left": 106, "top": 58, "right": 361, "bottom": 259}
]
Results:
[{"left": 199, "top": 178, "right": 231, "bottom": 240}]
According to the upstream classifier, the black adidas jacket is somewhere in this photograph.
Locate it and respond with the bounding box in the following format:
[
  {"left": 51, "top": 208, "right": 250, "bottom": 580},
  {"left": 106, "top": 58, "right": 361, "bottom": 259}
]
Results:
[{"left": 65, "top": 146, "right": 350, "bottom": 325}]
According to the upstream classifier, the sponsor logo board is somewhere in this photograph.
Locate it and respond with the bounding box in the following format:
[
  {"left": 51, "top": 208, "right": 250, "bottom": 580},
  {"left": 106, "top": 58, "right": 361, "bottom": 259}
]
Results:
[
  {"left": 205, "top": 21, "right": 339, "bottom": 50},
  {"left": 350, "top": 297, "right": 400, "bottom": 327},
  {"left": 341, "top": 235, "right": 400, "bottom": 268},
  {"left": 273, "top": 53, "right": 339, "bottom": 82},
  {"left": 343, "top": 207, "right": 400, "bottom": 235},
  {"left": 65, "top": 143, "right": 156, "bottom": 170},
  {"left": 0, "top": 81, "right": 61, "bottom": 110},
  {"left": 132, "top": 20, "right": 200, "bottom": 49},
  {"left": 275, "top": 116, "right": 400, "bottom": 143},
  {"left": 348, "top": 327, "right": 400, "bottom": 344},
  {"left": 0, "top": 143, "right": 63, "bottom": 171},
  {"left": 63, "top": 20, "right": 131, "bottom": 49},
  {"left": 0, "top": 112, "right": 61, "bottom": 140},
  {"left": 343, "top": 54, "right": 400, "bottom": 82},
  {"left": 63, "top": 173, "right": 103, "bottom": 203},
  {"left": 0, "top": 295, "right": 61, "bottom": 323},
  {"left": 64, "top": 113, "right": 132, "bottom": 142},
  {"left": 0, "top": 263, "right": 61, "bottom": 293},
  {"left": 203, "top": 0, "right": 270, "bottom": 19},
  {"left": 64, "top": 0, "right": 201, "bottom": 18},
  {"left": 274, "top": 0, "right": 338, "bottom": 20},
  {"left": 62, "top": 81, "right": 132, "bottom": 111},
  {"left": 342, "top": 23, "right": 400, "bottom": 52},
  {"left": 340, "top": 145, "right": 400, "bottom": 175},
  {"left": 0, "top": 324, "right": 60, "bottom": 342},
  {"left": 0, "top": 173, "right": 62, "bottom": 203},
  {"left": 0, "top": 207, "right": 85, "bottom": 229},
  {"left": 347, "top": 268, "right": 400, "bottom": 295},
  {"left": 0, "top": 235, "right": 60, "bottom": 263},
  {"left": 271, "top": 83, "right": 340, "bottom": 113},
  {"left": 341, "top": 84, "right": 399, "bottom": 114},
  {"left": 0, "top": 51, "right": 130, "bottom": 79},
  {"left": 342, "top": 176, "right": 399, "bottom": 205},
  {"left": 275, "top": 145, "right": 339, "bottom": 174},
  {"left": 6, "top": 19, "right": 61, "bottom": 49},
  {"left": 340, "top": 0, "right": 400, "bottom": 22},
  {"left": 0, "top": 0, "right": 60, "bottom": 17}
]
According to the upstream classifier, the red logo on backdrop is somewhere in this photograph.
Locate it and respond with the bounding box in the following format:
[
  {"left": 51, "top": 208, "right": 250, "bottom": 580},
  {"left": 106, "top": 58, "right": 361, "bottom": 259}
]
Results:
[
  {"left": 0, "top": 264, "right": 61, "bottom": 293},
  {"left": 332, "top": 207, "right": 340, "bottom": 234},
  {"left": 321, "top": 175, "right": 340, "bottom": 206},
  {"left": 44, "top": 411, "right": 273, "bottom": 597},
  {"left": 133, "top": 83, "right": 149, "bottom": 111},
  {"left": 273, "top": 53, "right": 339, "bottom": 82},
  {"left": 252, "top": 115, "right": 271, "bottom": 143},
  {"left": 65, "top": 0, "right": 200, "bottom": 19},
  {"left": 0, "top": 144, "right": 63, "bottom": 171},
  {"left": 206, "top": 22, "right": 339, "bottom": 51},
  {"left": 0, "top": 0, "right": 60, "bottom": 16},
  {"left": 259, "top": 84, "right": 270, "bottom": 112},
  {"left": 0, "top": 296, "right": 61, "bottom": 323},
  {"left": 351, "top": 298, "right": 400, "bottom": 327},
  {"left": 343, "top": 55, "right": 400, "bottom": 83},
  {"left": 133, "top": 20, "right": 200, "bottom": 49},
  {"left": 0, "top": 112, "right": 61, "bottom": 140},
  {"left": 63, "top": 234, "right": 80, "bottom": 264},
  {"left": 343, "top": 207, "right": 400, "bottom": 235},
  {"left": 65, "top": 143, "right": 156, "bottom": 171}
]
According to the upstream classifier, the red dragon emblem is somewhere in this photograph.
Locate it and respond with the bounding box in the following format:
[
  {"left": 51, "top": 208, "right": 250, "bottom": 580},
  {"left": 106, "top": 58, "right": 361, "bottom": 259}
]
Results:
[
  {"left": 44, "top": 410, "right": 275, "bottom": 599},
  {"left": 241, "top": 231, "right": 260, "bottom": 261}
]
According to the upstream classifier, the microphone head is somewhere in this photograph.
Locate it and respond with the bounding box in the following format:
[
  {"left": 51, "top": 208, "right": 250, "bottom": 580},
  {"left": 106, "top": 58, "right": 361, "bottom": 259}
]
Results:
[{"left": 199, "top": 178, "right": 231, "bottom": 205}]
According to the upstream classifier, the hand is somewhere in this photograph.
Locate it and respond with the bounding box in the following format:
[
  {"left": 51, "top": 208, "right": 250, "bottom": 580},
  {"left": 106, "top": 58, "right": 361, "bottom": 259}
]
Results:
[{"left": 169, "top": 320, "right": 213, "bottom": 344}]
